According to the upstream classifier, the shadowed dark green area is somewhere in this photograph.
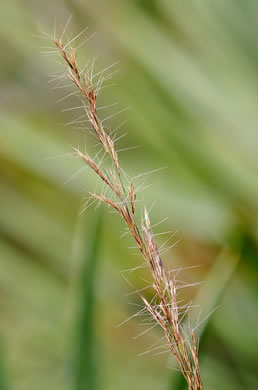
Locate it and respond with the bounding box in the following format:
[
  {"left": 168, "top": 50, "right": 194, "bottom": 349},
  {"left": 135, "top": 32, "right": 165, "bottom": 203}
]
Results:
[{"left": 0, "top": 342, "right": 9, "bottom": 390}]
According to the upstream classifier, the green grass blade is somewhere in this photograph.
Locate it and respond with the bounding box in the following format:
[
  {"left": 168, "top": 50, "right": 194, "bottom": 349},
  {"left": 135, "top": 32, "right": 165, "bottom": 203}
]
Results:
[
  {"left": 169, "top": 249, "right": 240, "bottom": 390},
  {"left": 73, "top": 209, "right": 103, "bottom": 390},
  {"left": 0, "top": 341, "right": 9, "bottom": 390}
]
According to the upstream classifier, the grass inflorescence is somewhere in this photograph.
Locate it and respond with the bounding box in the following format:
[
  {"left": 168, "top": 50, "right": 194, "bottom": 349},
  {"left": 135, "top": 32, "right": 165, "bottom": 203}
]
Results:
[{"left": 46, "top": 22, "right": 204, "bottom": 390}]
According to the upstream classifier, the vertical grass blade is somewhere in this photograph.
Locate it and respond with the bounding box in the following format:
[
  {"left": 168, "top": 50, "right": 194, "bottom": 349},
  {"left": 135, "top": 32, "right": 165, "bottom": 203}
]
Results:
[
  {"left": 170, "top": 249, "right": 240, "bottom": 390},
  {"left": 73, "top": 209, "right": 103, "bottom": 390},
  {"left": 0, "top": 341, "right": 9, "bottom": 390}
]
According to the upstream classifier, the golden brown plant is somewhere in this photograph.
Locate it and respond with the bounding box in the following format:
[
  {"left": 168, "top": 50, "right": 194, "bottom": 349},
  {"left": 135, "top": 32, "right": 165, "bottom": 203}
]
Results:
[{"left": 52, "top": 33, "right": 203, "bottom": 390}]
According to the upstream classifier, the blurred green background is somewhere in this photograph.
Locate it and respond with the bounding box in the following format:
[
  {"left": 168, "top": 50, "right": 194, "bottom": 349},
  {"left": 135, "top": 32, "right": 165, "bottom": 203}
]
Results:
[{"left": 0, "top": 1, "right": 258, "bottom": 389}]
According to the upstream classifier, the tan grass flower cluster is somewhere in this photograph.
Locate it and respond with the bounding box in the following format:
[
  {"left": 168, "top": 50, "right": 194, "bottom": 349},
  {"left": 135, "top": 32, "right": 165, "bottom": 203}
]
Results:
[{"left": 51, "top": 30, "right": 203, "bottom": 390}]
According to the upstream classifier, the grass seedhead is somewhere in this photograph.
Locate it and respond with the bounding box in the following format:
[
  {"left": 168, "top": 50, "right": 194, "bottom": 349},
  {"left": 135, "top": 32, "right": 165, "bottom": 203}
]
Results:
[{"left": 49, "top": 24, "right": 204, "bottom": 390}]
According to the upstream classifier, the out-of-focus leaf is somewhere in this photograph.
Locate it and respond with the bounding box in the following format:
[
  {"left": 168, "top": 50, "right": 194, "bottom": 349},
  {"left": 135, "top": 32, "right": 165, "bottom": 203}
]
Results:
[
  {"left": 170, "top": 249, "right": 240, "bottom": 389},
  {"left": 0, "top": 342, "right": 9, "bottom": 390},
  {"left": 191, "top": 249, "right": 240, "bottom": 338},
  {"left": 73, "top": 209, "right": 103, "bottom": 390}
]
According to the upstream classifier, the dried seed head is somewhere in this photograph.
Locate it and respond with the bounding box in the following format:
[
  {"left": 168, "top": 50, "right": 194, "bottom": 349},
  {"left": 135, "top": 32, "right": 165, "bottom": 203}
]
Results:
[{"left": 52, "top": 31, "right": 203, "bottom": 390}]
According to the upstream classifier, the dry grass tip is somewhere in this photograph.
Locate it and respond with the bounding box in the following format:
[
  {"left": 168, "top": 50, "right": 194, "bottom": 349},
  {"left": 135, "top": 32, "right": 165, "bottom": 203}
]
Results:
[{"left": 47, "top": 23, "right": 204, "bottom": 390}]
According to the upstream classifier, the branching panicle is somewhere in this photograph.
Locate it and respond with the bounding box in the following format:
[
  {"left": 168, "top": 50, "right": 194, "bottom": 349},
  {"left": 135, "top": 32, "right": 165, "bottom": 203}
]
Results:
[{"left": 52, "top": 31, "right": 203, "bottom": 390}]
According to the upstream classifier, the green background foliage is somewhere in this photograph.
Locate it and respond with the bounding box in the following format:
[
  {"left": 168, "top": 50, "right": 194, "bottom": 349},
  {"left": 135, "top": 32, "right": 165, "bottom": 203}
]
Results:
[{"left": 0, "top": 1, "right": 258, "bottom": 389}]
